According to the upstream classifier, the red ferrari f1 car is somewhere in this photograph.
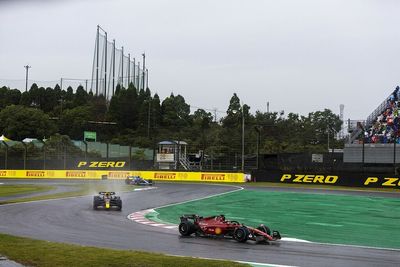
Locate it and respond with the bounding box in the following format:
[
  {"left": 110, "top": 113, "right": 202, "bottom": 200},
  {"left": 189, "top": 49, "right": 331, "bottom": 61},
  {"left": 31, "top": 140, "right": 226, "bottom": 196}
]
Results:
[{"left": 179, "top": 214, "right": 281, "bottom": 243}]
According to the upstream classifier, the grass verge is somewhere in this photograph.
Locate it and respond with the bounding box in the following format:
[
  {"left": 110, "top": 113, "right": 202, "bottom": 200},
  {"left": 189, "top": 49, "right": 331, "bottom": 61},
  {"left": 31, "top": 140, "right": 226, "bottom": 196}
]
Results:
[
  {"left": 0, "top": 184, "right": 55, "bottom": 197},
  {"left": 0, "top": 233, "right": 248, "bottom": 267},
  {"left": 154, "top": 189, "right": 400, "bottom": 249}
]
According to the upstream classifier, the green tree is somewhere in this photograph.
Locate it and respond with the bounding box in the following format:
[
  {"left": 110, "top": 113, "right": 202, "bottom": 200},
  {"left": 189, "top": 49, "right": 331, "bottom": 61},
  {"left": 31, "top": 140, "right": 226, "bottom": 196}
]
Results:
[
  {"left": 59, "top": 106, "right": 92, "bottom": 139},
  {"left": 107, "top": 85, "right": 138, "bottom": 129},
  {"left": 73, "top": 85, "right": 88, "bottom": 107},
  {"left": 161, "top": 93, "right": 191, "bottom": 128},
  {"left": 0, "top": 87, "right": 21, "bottom": 110},
  {"left": 308, "top": 109, "right": 342, "bottom": 146},
  {"left": 0, "top": 105, "right": 57, "bottom": 140}
]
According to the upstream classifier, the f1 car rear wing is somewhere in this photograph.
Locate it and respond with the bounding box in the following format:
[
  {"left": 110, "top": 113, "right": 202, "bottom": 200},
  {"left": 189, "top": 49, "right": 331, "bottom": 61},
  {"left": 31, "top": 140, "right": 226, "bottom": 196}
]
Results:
[
  {"left": 99, "top": 192, "right": 116, "bottom": 195},
  {"left": 180, "top": 214, "right": 201, "bottom": 221}
]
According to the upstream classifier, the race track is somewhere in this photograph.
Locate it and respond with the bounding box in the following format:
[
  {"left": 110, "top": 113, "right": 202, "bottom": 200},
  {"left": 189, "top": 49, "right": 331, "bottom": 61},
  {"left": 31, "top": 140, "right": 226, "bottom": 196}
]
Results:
[{"left": 0, "top": 180, "right": 399, "bottom": 267}]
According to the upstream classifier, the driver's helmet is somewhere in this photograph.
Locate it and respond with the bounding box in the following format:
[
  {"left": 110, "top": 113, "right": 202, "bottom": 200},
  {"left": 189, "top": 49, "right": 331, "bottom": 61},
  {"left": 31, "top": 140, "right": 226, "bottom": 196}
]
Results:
[{"left": 105, "top": 192, "right": 110, "bottom": 198}]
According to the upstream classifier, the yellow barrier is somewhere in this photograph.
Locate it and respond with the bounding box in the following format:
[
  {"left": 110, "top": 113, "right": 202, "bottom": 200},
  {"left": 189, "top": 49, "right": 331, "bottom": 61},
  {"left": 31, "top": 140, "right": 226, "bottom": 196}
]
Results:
[{"left": 0, "top": 170, "right": 245, "bottom": 183}]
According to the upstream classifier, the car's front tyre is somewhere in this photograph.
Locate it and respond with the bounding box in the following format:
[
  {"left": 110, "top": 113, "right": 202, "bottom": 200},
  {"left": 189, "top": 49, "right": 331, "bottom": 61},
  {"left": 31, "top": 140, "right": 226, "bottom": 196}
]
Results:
[{"left": 233, "top": 227, "right": 249, "bottom": 243}]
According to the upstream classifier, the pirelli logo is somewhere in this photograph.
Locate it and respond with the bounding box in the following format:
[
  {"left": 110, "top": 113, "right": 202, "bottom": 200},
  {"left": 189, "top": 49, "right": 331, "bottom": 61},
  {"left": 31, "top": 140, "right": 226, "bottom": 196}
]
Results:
[
  {"left": 201, "top": 174, "right": 225, "bottom": 181},
  {"left": 154, "top": 173, "right": 176, "bottom": 179},
  {"left": 66, "top": 171, "right": 86, "bottom": 178},
  {"left": 108, "top": 172, "right": 130, "bottom": 179},
  {"left": 0, "top": 171, "right": 6, "bottom": 176},
  {"left": 26, "top": 171, "right": 45, "bottom": 177}
]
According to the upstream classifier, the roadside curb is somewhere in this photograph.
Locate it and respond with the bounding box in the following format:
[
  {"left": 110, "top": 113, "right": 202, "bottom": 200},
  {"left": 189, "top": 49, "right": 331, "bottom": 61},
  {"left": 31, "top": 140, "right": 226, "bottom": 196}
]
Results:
[{"left": 127, "top": 209, "right": 177, "bottom": 230}]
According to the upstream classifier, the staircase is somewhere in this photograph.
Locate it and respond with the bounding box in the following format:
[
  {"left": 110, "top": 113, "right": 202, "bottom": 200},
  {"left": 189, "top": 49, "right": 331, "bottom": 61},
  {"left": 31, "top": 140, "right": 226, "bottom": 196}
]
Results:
[{"left": 179, "top": 155, "right": 191, "bottom": 170}]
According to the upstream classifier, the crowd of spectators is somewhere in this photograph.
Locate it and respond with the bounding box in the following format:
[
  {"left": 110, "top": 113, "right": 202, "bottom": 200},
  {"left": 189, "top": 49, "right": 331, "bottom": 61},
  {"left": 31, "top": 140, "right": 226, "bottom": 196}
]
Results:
[{"left": 363, "top": 86, "right": 400, "bottom": 144}]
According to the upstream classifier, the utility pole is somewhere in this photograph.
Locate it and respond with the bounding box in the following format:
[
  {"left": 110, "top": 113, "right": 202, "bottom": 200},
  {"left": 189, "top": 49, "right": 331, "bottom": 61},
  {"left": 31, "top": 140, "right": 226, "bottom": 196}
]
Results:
[
  {"left": 142, "top": 53, "right": 146, "bottom": 90},
  {"left": 137, "top": 62, "right": 140, "bottom": 89},
  {"left": 146, "top": 68, "right": 149, "bottom": 89},
  {"left": 128, "top": 53, "right": 131, "bottom": 85},
  {"left": 104, "top": 31, "right": 107, "bottom": 97},
  {"left": 112, "top": 39, "right": 115, "bottom": 95},
  {"left": 121, "top": 46, "right": 124, "bottom": 87},
  {"left": 24, "top": 65, "right": 31, "bottom": 92},
  {"left": 96, "top": 25, "right": 99, "bottom": 96},
  {"left": 133, "top": 58, "right": 136, "bottom": 89},
  {"left": 241, "top": 106, "right": 245, "bottom": 172}
]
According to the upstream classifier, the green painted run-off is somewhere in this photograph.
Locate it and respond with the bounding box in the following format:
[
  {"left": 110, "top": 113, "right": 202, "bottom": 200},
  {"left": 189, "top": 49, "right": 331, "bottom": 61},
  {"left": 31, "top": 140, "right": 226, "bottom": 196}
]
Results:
[{"left": 151, "top": 190, "right": 400, "bottom": 249}]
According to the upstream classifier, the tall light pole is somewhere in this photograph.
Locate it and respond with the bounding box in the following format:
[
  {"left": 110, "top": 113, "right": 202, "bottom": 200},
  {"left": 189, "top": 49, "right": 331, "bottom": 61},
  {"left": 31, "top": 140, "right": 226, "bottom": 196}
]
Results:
[
  {"left": 241, "top": 106, "right": 244, "bottom": 172},
  {"left": 24, "top": 65, "right": 31, "bottom": 92},
  {"left": 233, "top": 105, "right": 245, "bottom": 172},
  {"left": 142, "top": 53, "right": 146, "bottom": 90}
]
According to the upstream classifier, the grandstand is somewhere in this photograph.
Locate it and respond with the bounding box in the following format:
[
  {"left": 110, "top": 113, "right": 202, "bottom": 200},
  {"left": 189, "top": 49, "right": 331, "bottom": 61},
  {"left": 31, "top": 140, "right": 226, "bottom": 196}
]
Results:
[{"left": 344, "top": 86, "right": 400, "bottom": 165}]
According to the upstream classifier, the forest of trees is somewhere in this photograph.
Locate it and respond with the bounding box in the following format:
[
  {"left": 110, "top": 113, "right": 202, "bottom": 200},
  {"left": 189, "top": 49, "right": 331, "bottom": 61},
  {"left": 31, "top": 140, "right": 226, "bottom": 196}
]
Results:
[{"left": 0, "top": 83, "right": 344, "bottom": 156}]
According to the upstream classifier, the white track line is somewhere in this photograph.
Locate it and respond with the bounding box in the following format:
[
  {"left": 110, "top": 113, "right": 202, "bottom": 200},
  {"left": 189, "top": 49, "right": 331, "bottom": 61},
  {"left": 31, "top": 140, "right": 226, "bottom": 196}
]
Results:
[{"left": 133, "top": 187, "right": 157, "bottom": 191}]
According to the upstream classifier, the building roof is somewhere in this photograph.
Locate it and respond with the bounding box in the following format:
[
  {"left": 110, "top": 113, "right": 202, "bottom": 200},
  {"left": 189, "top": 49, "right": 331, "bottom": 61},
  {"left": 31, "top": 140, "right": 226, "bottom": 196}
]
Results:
[{"left": 158, "top": 140, "right": 188, "bottom": 145}]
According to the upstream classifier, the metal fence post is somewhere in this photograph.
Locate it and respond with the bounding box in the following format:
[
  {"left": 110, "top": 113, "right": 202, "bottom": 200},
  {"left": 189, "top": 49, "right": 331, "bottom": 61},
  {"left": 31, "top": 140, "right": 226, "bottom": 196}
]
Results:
[
  {"left": 63, "top": 143, "right": 67, "bottom": 170},
  {"left": 106, "top": 143, "right": 109, "bottom": 160},
  {"left": 129, "top": 145, "right": 132, "bottom": 170},
  {"left": 2, "top": 141, "right": 8, "bottom": 169},
  {"left": 83, "top": 141, "right": 88, "bottom": 161},
  {"left": 394, "top": 141, "right": 397, "bottom": 175},
  {"left": 43, "top": 143, "right": 46, "bottom": 170},
  {"left": 21, "top": 142, "right": 27, "bottom": 170}
]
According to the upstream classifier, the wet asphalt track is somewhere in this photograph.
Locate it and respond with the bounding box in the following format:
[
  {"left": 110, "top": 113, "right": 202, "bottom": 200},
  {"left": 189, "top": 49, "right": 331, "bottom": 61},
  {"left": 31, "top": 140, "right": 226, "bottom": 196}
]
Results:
[{"left": 0, "top": 180, "right": 399, "bottom": 267}]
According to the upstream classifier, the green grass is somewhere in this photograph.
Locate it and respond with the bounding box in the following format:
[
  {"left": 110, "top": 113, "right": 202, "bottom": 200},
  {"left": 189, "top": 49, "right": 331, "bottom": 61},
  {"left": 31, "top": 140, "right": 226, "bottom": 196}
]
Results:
[
  {"left": 0, "top": 184, "right": 54, "bottom": 197},
  {"left": 153, "top": 189, "right": 400, "bottom": 249},
  {"left": 0, "top": 233, "right": 248, "bottom": 267}
]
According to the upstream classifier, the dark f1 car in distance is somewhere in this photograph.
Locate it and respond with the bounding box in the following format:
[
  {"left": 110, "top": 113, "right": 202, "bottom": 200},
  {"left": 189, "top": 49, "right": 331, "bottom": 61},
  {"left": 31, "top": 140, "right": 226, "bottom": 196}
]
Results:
[
  {"left": 93, "top": 192, "right": 122, "bottom": 210},
  {"left": 125, "top": 176, "right": 154, "bottom": 186},
  {"left": 179, "top": 214, "right": 281, "bottom": 243}
]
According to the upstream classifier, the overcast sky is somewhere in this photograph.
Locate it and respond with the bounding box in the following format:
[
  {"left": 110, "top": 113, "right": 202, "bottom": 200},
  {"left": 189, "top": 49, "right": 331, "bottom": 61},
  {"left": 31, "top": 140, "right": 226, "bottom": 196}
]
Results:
[{"left": 1, "top": 0, "right": 399, "bottom": 121}]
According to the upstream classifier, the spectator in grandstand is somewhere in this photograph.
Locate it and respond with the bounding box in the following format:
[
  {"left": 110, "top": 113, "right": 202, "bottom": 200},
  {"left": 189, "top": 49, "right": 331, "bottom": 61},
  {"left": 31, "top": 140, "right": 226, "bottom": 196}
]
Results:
[{"left": 362, "top": 86, "right": 400, "bottom": 144}]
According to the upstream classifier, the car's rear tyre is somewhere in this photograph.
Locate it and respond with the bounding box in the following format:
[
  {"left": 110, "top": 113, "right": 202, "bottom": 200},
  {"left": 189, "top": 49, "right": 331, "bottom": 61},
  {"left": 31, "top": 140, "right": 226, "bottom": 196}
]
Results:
[
  {"left": 233, "top": 227, "right": 249, "bottom": 243},
  {"left": 179, "top": 221, "right": 194, "bottom": 236}
]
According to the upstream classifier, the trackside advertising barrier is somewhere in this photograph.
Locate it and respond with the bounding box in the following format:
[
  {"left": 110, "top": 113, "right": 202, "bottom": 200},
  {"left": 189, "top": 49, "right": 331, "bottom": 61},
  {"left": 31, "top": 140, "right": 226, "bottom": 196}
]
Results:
[
  {"left": 0, "top": 170, "right": 246, "bottom": 183},
  {"left": 252, "top": 170, "right": 400, "bottom": 189}
]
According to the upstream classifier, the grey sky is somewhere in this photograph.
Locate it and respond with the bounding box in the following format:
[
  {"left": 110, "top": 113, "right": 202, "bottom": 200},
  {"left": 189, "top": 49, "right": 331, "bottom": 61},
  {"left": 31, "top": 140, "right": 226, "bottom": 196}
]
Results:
[{"left": 1, "top": 0, "right": 399, "bottom": 121}]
